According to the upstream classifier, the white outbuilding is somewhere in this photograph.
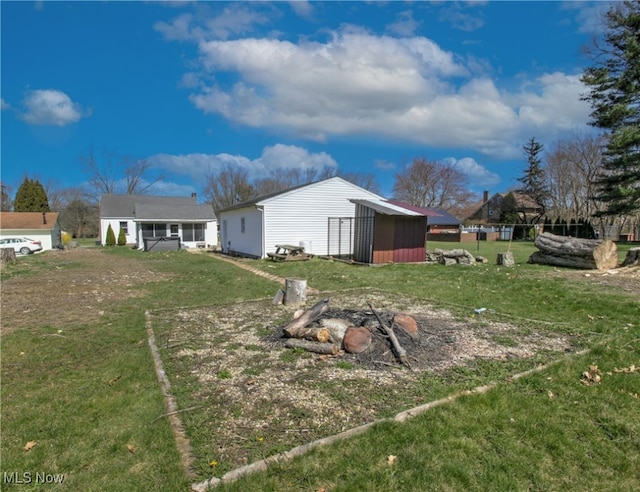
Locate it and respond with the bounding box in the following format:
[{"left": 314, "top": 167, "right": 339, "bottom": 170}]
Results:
[{"left": 216, "top": 177, "right": 385, "bottom": 259}]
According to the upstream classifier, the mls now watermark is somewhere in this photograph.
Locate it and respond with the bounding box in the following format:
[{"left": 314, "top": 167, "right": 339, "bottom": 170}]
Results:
[{"left": 3, "top": 471, "right": 65, "bottom": 485}]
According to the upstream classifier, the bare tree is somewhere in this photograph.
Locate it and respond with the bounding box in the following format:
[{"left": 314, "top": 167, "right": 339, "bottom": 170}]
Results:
[
  {"left": 392, "top": 157, "right": 474, "bottom": 212},
  {"left": 80, "top": 145, "right": 162, "bottom": 196},
  {"left": 339, "top": 171, "right": 381, "bottom": 194},
  {"left": 204, "top": 164, "right": 256, "bottom": 212},
  {"left": 1, "top": 181, "right": 13, "bottom": 211},
  {"left": 545, "top": 133, "right": 606, "bottom": 223}
]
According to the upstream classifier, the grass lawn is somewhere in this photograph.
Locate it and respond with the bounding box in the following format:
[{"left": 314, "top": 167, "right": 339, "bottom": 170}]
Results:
[{"left": 1, "top": 243, "right": 638, "bottom": 491}]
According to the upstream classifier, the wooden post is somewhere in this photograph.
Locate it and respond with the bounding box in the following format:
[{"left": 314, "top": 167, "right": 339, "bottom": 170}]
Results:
[
  {"left": 284, "top": 278, "right": 307, "bottom": 305},
  {"left": 497, "top": 252, "right": 515, "bottom": 267}
]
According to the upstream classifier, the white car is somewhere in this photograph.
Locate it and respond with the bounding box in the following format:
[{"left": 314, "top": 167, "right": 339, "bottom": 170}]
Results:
[{"left": 0, "top": 237, "right": 43, "bottom": 255}]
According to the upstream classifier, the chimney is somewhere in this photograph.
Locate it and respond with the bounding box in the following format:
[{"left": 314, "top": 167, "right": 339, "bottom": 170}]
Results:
[
  {"left": 483, "top": 190, "right": 489, "bottom": 202},
  {"left": 191, "top": 192, "right": 197, "bottom": 199},
  {"left": 42, "top": 212, "right": 47, "bottom": 225}
]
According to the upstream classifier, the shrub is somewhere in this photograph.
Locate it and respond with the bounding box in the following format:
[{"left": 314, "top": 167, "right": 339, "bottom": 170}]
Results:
[
  {"left": 117, "top": 228, "right": 126, "bottom": 246},
  {"left": 106, "top": 224, "right": 116, "bottom": 246}
]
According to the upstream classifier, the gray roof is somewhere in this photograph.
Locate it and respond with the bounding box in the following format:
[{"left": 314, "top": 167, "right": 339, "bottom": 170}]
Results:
[
  {"left": 351, "top": 199, "right": 424, "bottom": 216},
  {"left": 134, "top": 203, "right": 215, "bottom": 222},
  {"left": 100, "top": 194, "right": 214, "bottom": 221}
]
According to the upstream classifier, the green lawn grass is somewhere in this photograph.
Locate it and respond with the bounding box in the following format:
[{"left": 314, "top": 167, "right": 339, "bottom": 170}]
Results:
[{"left": 1, "top": 244, "right": 638, "bottom": 491}]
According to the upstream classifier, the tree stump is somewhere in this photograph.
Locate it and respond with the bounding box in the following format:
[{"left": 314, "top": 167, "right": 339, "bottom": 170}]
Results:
[
  {"left": 284, "top": 278, "right": 307, "bottom": 305},
  {"left": 497, "top": 252, "right": 515, "bottom": 267},
  {"left": 0, "top": 248, "right": 17, "bottom": 265}
]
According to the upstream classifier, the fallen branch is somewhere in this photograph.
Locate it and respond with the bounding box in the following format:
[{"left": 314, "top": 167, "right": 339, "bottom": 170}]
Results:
[
  {"left": 283, "top": 298, "right": 331, "bottom": 337},
  {"left": 368, "top": 302, "right": 412, "bottom": 370}
]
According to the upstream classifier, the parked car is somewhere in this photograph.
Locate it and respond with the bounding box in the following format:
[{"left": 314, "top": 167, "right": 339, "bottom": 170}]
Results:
[{"left": 0, "top": 237, "right": 43, "bottom": 255}]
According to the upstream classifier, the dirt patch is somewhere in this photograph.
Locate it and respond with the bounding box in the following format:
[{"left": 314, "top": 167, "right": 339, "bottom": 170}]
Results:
[
  {"left": 0, "top": 248, "right": 171, "bottom": 336},
  {"left": 151, "top": 290, "right": 574, "bottom": 473}
]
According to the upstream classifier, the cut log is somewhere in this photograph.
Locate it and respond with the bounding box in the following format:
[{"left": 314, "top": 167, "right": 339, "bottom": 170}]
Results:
[
  {"left": 284, "top": 278, "right": 307, "bottom": 305},
  {"left": 284, "top": 339, "right": 339, "bottom": 355},
  {"left": 528, "top": 232, "right": 618, "bottom": 270},
  {"left": 283, "top": 298, "right": 331, "bottom": 338},
  {"left": 0, "top": 248, "right": 17, "bottom": 264},
  {"left": 319, "top": 318, "right": 351, "bottom": 344},
  {"left": 622, "top": 247, "right": 640, "bottom": 267},
  {"left": 393, "top": 313, "right": 419, "bottom": 340},
  {"left": 342, "top": 326, "right": 373, "bottom": 354},
  {"left": 368, "top": 302, "right": 411, "bottom": 369},
  {"left": 287, "top": 327, "right": 331, "bottom": 343}
]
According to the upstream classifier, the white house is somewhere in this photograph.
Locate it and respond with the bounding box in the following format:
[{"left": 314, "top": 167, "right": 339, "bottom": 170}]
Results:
[
  {"left": 99, "top": 194, "right": 217, "bottom": 249},
  {"left": 216, "top": 177, "right": 385, "bottom": 259},
  {"left": 0, "top": 211, "right": 62, "bottom": 250}
]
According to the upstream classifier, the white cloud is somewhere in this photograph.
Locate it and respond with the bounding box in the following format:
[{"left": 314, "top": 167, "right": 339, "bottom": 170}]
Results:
[
  {"left": 562, "top": 1, "right": 610, "bottom": 35},
  {"left": 148, "top": 144, "right": 337, "bottom": 181},
  {"left": 374, "top": 159, "right": 396, "bottom": 171},
  {"left": 289, "top": 1, "right": 314, "bottom": 20},
  {"left": 443, "top": 156, "right": 501, "bottom": 188},
  {"left": 386, "top": 10, "right": 420, "bottom": 37},
  {"left": 154, "top": 4, "right": 273, "bottom": 42},
  {"left": 165, "top": 20, "right": 591, "bottom": 160},
  {"left": 18, "top": 89, "right": 87, "bottom": 126},
  {"left": 1, "top": 98, "right": 10, "bottom": 110}
]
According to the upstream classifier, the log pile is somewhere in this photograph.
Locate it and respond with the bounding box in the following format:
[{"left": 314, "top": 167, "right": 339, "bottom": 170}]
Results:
[
  {"left": 426, "top": 248, "right": 480, "bottom": 266},
  {"left": 280, "top": 298, "right": 420, "bottom": 368},
  {"left": 528, "top": 232, "right": 618, "bottom": 270}
]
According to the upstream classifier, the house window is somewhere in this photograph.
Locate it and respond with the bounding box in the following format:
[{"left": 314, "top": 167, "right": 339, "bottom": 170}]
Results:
[
  {"left": 141, "top": 223, "right": 166, "bottom": 238},
  {"left": 119, "top": 221, "right": 128, "bottom": 234},
  {"left": 241, "top": 217, "right": 246, "bottom": 234},
  {"left": 182, "top": 223, "right": 204, "bottom": 242}
]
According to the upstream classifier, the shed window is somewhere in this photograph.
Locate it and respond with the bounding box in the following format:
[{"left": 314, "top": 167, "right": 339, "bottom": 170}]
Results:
[
  {"left": 119, "top": 221, "right": 128, "bottom": 234},
  {"left": 241, "top": 217, "right": 246, "bottom": 234}
]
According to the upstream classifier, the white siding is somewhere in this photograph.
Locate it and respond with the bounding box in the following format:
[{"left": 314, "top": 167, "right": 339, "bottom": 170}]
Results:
[
  {"left": 261, "top": 178, "right": 383, "bottom": 257},
  {"left": 219, "top": 207, "right": 264, "bottom": 258},
  {"left": 100, "top": 219, "right": 136, "bottom": 245}
]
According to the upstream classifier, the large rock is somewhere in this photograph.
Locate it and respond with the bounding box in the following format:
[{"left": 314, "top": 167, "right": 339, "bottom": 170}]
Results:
[{"left": 342, "top": 326, "right": 372, "bottom": 354}]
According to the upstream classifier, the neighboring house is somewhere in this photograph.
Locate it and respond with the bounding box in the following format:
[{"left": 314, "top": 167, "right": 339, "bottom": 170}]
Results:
[
  {"left": 216, "top": 177, "right": 384, "bottom": 259},
  {"left": 0, "top": 211, "right": 62, "bottom": 250},
  {"left": 99, "top": 194, "right": 217, "bottom": 249},
  {"left": 385, "top": 199, "right": 462, "bottom": 233},
  {"left": 351, "top": 198, "right": 429, "bottom": 264},
  {"left": 467, "top": 190, "right": 543, "bottom": 224}
]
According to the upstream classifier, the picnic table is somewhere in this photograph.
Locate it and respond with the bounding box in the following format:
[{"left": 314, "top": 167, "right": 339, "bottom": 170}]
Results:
[{"left": 267, "top": 244, "right": 311, "bottom": 261}]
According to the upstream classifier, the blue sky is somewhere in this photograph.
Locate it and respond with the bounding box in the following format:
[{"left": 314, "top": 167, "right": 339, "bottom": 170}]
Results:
[{"left": 1, "top": 1, "right": 609, "bottom": 201}]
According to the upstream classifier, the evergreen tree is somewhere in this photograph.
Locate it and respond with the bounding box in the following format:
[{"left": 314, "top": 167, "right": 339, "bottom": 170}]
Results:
[
  {"left": 13, "top": 177, "right": 50, "bottom": 212},
  {"left": 518, "top": 138, "right": 548, "bottom": 221},
  {"left": 581, "top": 0, "right": 640, "bottom": 216},
  {"left": 499, "top": 192, "right": 520, "bottom": 224},
  {"left": 117, "top": 227, "right": 126, "bottom": 246},
  {"left": 106, "top": 224, "right": 116, "bottom": 246}
]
